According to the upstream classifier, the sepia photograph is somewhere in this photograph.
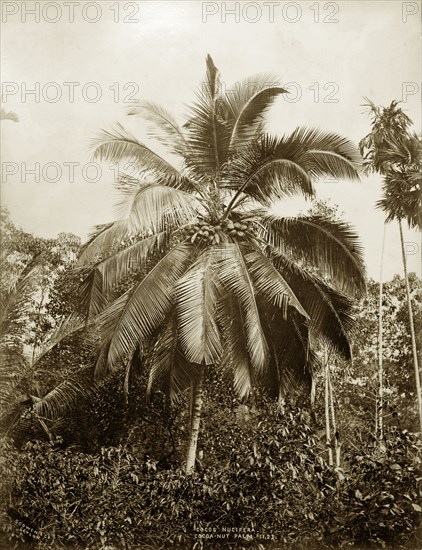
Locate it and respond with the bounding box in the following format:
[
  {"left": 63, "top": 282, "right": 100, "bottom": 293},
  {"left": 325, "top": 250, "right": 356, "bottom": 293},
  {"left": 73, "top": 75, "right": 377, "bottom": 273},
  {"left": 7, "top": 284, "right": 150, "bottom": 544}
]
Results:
[{"left": 0, "top": 1, "right": 421, "bottom": 548}]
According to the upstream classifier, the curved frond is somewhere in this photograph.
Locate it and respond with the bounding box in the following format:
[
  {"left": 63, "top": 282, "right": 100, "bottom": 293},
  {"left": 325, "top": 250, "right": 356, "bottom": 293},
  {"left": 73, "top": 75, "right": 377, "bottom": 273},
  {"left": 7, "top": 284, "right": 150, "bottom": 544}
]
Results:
[
  {"left": 147, "top": 313, "right": 197, "bottom": 404},
  {"left": 242, "top": 246, "right": 309, "bottom": 319},
  {"left": 96, "top": 230, "right": 170, "bottom": 295},
  {"left": 32, "top": 314, "right": 86, "bottom": 366},
  {"left": 224, "top": 73, "right": 280, "bottom": 118},
  {"left": 175, "top": 250, "right": 222, "bottom": 365},
  {"left": 97, "top": 241, "right": 194, "bottom": 375},
  {"left": 78, "top": 220, "right": 129, "bottom": 265},
  {"left": 0, "top": 256, "right": 42, "bottom": 332},
  {"left": 116, "top": 182, "right": 200, "bottom": 233},
  {"left": 260, "top": 214, "right": 366, "bottom": 295},
  {"left": 76, "top": 268, "right": 105, "bottom": 321},
  {"left": 292, "top": 127, "right": 362, "bottom": 180},
  {"left": 91, "top": 122, "right": 184, "bottom": 186},
  {"left": 128, "top": 101, "right": 187, "bottom": 155},
  {"left": 222, "top": 135, "right": 316, "bottom": 213},
  {"left": 33, "top": 377, "right": 93, "bottom": 420},
  {"left": 227, "top": 83, "right": 287, "bottom": 151},
  {"left": 217, "top": 291, "right": 253, "bottom": 398},
  {"left": 79, "top": 184, "right": 199, "bottom": 266},
  {"left": 215, "top": 243, "right": 268, "bottom": 372},
  {"left": 270, "top": 253, "right": 355, "bottom": 358}
]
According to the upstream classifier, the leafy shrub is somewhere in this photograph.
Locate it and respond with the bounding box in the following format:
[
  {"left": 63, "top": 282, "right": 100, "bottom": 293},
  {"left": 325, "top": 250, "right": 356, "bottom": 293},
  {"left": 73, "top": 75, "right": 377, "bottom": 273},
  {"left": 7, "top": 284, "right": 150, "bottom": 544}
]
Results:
[
  {"left": 1, "top": 404, "right": 420, "bottom": 550},
  {"left": 324, "top": 428, "right": 422, "bottom": 549}
]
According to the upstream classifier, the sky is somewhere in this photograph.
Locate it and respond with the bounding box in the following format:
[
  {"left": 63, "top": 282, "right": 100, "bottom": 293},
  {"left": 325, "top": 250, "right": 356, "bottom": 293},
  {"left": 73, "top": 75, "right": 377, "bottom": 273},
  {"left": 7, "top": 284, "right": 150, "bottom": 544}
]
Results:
[{"left": 1, "top": 0, "right": 421, "bottom": 280}]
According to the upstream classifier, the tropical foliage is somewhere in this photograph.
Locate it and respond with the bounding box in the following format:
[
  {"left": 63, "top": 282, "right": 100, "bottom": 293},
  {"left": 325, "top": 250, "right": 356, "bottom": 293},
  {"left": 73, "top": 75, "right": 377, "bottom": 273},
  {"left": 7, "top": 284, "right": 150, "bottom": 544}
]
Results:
[{"left": 74, "top": 56, "right": 365, "bottom": 470}]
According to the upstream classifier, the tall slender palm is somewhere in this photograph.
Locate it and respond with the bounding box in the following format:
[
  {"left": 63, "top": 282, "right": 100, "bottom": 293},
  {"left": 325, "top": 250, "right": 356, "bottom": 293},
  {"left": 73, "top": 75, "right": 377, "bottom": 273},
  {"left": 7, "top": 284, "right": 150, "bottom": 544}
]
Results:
[
  {"left": 360, "top": 99, "right": 422, "bottom": 431},
  {"left": 78, "top": 56, "right": 365, "bottom": 472}
]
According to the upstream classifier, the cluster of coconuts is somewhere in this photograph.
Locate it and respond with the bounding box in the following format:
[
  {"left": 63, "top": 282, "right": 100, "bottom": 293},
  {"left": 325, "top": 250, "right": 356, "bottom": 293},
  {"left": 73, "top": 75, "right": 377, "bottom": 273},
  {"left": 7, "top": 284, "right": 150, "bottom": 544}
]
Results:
[{"left": 186, "top": 218, "right": 252, "bottom": 245}]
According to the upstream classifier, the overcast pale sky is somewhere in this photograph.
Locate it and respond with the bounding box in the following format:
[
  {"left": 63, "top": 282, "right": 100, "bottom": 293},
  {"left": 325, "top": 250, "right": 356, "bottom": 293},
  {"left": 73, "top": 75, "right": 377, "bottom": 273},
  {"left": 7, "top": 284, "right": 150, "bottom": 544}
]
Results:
[{"left": 1, "top": 0, "right": 421, "bottom": 280}]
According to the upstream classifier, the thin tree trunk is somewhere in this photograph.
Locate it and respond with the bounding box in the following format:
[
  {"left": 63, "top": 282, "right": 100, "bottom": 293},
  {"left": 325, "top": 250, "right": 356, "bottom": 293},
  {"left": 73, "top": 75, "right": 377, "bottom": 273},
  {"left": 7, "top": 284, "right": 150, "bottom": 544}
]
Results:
[
  {"left": 328, "top": 368, "right": 340, "bottom": 468},
  {"left": 399, "top": 220, "right": 422, "bottom": 431},
  {"left": 377, "top": 224, "right": 386, "bottom": 443},
  {"left": 185, "top": 365, "right": 204, "bottom": 473},
  {"left": 324, "top": 351, "right": 333, "bottom": 466}
]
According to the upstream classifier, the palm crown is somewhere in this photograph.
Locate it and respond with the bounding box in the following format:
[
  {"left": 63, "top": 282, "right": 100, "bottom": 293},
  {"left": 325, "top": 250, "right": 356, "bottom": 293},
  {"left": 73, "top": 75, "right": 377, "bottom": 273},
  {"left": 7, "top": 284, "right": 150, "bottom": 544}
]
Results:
[
  {"left": 78, "top": 55, "right": 365, "bottom": 410},
  {"left": 359, "top": 99, "right": 421, "bottom": 229}
]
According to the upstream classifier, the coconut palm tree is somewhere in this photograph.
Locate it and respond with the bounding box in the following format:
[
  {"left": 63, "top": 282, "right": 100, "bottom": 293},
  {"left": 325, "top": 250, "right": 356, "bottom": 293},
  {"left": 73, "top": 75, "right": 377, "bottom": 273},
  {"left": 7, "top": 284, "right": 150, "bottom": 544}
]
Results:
[
  {"left": 77, "top": 56, "right": 365, "bottom": 472},
  {"left": 360, "top": 99, "right": 422, "bottom": 432}
]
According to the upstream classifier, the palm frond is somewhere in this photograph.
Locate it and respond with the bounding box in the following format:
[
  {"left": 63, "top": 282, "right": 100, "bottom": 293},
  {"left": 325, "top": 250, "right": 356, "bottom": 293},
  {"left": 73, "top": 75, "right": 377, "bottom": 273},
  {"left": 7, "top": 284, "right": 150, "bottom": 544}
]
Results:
[
  {"left": 242, "top": 246, "right": 309, "bottom": 318},
  {"left": 0, "top": 256, "right": 42, "bottom": 332},
  {"left": 0, "top": 347, "right": 31, "bottom": 427},
  {"left": 97, "top": 241, "right": 194, "bottom": 374},
  {"left": 214, "top": 243, "right": 268, "bottom": 372},
  {"left": 377, "top": 169, "right": 422, "bottom": 228},
  {"left": 96, "top": 230, "right": 170, "bottom": 295},
  {"left": 0, "top": 107, "right": 19, "bottom": 122},
  {"left": 374, "top": 132, "right": 421, "bottom": 170},
  {"left": 116, "top": 182, "right": 200, "bottom": 233},
  {"left": 33, "top": 376, "right": 94, "bottom": 420},
  {"left": 222, "top": 134, "right": 316, "bottom": 213},
  {"left": 31, "top": 314, "right": 87, "bottom": 366},
  {"left": 75, "top": 268, "right": 105, "bottom": 321},
  {"left": 260, "top": 213, "right": 366, "bottom": 295},
  {"left": 217, "top": 291, "right": 253, "bottom": 398},
  {"left": 147, "top": 313, "right": 197, "bottom": 404},
  {"left": 92, "top": 122, "right": 185, "bottom": 186},
  {"left": 292, "top": 127, "right": 362, "bottom": 180},
  {"left": 78, "top": 221, "right": 128, "bottom": 265},
  {"left": 184, "top": 55, "right": 231, "bottom": 179},
  {"left": 79, "top": 184, "right": 199, "bottom": 267},
  {"left": 175, "top": 250, "right": 222, "bottom": 365},
  {"left": 227, "top": 80, "right": 287, "bottom": 150},
  {"left": 128, "top": 101, "right": 187, "bottom": 154},
  {"left": 224, "top": 73, "right": 280, "bottom": 118},
  {"left": 223, "top": 129, "right": 360, "bottom": 213},
  {"left": 270, "top": 253, "right": 355, "bottom": 359}
]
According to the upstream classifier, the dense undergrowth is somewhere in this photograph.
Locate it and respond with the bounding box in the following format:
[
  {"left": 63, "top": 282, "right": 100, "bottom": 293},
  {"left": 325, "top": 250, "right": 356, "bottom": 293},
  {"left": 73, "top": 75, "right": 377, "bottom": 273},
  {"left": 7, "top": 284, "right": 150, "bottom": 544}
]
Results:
[{"left": 1, "top": 400, "right": 421, "bottom": 550}]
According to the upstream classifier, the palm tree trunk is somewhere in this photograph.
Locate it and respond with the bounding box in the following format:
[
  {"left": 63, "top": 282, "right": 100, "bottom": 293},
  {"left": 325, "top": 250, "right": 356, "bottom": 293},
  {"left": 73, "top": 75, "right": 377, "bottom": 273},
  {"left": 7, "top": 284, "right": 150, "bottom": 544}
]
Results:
[
  {"left": 324, "top": 350, "right": 333, "bottom": 466},
  {"left": 377, "top": 224, "right": 386, "bottom": 443},
  {"left": 328, "top": 368, "right": 340, "bottom": 468},
  {"left": 399, "top": 220, "right": 422, "bottom": 431},
  {"left": 185, "top": 365, "right": 205, "bottom": 473}
]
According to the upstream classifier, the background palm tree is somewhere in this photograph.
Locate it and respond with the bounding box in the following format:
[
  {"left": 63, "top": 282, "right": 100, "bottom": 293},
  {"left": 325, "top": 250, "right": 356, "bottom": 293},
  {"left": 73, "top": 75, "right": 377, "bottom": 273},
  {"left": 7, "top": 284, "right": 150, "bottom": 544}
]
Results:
[
  {"left": 77, "top": 55, "right": 365, "bottom": 472},
  {"left": 359, "top": 99, "right": 422, "bottom": 431},
  {"left": 0, "top": 106, "right": 19, "bottom": 122}
]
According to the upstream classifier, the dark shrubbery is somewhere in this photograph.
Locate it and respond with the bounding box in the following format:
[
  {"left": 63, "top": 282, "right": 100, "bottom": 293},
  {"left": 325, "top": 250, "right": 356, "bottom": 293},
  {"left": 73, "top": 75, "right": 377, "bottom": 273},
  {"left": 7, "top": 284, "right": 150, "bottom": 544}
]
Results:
[
  {"left": 324, "top": 429, "right": 422, "bottom": 549},
  {"left": 1, "top": 402, "right": 421, "bottom": 549}
]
